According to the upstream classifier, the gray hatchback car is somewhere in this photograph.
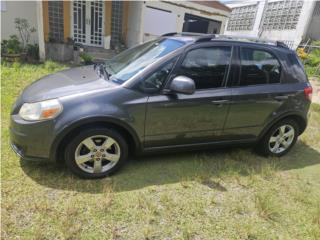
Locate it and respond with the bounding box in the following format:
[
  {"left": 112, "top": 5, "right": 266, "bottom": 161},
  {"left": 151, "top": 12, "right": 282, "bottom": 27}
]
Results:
[{"left": 10, "top": 33, "right": 313, "bottom": 178}]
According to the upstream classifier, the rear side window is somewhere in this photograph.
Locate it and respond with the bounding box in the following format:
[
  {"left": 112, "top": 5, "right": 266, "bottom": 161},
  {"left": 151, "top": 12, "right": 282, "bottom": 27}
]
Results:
[
  {"left": 240, "top": 48, "right": 281, "bottom": 86},
  {"left": 287, "top": 53, "right": 308, "bottom": 83},
  {"left": 176, "top": 46, "right": 232, "bottom": 89}
]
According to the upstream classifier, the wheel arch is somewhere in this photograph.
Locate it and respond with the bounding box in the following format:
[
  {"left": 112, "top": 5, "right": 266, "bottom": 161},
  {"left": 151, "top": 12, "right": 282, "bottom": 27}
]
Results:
[
  {"left": 258, "top": 111, "right": 307, "bottom": 141},
  {"left": 50, "top": 117, "right": 142, "bottom": 163}
]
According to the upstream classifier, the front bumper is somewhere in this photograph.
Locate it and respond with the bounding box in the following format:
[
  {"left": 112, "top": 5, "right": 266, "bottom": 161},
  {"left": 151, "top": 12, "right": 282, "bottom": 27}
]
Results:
[{"left": 10, "top": 114, "right": 55, "bottom": 162}]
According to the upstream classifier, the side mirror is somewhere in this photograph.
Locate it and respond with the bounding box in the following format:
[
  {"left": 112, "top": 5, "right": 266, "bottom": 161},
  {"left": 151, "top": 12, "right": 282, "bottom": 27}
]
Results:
[{"left": 169, "top": 76, "right": 195, "bottom": 95}]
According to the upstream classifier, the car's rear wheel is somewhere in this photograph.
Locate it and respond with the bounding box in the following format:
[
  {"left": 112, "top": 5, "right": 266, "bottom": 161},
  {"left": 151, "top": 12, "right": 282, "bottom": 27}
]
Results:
[
  {"left": 258, "top": 119, "right": 299, "bottom": 157},
  {"left": 65, "top": 127, "right": 128, "bottom": 179}
]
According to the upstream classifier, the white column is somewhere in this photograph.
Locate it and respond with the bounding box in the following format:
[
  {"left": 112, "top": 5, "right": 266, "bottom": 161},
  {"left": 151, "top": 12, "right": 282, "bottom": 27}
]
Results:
[{"left": 36, "top": 1, "right": 45, "bottom": 61}]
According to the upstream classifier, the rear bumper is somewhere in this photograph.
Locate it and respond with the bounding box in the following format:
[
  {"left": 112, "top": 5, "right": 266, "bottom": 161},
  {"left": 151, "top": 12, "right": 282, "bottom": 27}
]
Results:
[{"left": 10, "top": 114, "right": 55, "bottom": 162}]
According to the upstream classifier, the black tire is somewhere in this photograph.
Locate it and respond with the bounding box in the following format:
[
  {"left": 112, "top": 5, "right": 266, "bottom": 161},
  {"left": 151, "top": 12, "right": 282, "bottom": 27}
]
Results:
[
  {"left": 257, "top": 119, "right": 299, "bottom": 157},
  {"left": 65, "top": 127, "right": 128, "bottom": 179}
]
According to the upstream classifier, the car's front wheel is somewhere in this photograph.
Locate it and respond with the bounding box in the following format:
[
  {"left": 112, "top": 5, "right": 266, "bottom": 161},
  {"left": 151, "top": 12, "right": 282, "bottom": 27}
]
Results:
[
  {"left": 65, "top": 127, "right": 128, "bottom": 179},
  {"left": 258, "top": 119, "right": 299, "bottom": 157}
]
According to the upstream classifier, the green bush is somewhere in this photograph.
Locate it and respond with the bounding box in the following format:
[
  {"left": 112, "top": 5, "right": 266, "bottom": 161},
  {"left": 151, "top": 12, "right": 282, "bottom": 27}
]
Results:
[
  {"left": 26, "top": 44, "right": 39, "bottom": 60},
  {"left": 302, "top": 40, "right": 320, "bottom": 78},
  {"left": 80, "top": 52, "right": 93, "bottom": 65},
  {"left": 1, "top": 35, "right": 22, "bottom": 54}
]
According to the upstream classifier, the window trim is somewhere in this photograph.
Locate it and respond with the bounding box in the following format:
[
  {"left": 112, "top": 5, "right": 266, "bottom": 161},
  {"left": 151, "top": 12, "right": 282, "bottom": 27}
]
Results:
[
  {"left": 234, "top": 46, "right": 283, "bottom": 88},
  {"left": 165, "top": 43, "right": 234, "bottom": 92}
]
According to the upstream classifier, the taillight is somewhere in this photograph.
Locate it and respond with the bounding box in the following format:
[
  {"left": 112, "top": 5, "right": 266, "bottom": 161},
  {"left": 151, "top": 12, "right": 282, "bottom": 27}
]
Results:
[{"left": 304, "top": 86, "right": 313, "bottom": 101}]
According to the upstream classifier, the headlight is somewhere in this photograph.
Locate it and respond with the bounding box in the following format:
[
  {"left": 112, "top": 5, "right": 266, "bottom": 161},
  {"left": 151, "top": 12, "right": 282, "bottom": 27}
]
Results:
[{"left": 19, "top": 99, "right": 63, "bottom": 121}]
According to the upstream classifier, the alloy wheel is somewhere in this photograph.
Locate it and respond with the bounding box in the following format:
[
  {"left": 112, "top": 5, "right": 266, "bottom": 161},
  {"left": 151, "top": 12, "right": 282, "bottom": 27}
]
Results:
[
  {"left": 74, "top": 135, "right": 121, "bottom": 174},
  {"left": 268, "top": 124, "right": 295, "bottom": 154}
]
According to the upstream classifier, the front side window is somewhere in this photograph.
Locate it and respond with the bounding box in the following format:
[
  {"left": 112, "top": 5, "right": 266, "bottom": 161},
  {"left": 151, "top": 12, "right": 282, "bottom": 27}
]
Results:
[
  {"left": 139, "top": 59, "right": 176, "bottom": 93},
  {"left": 105, "top": 39, "right": 185, "bottom": 84},
  {"left": 176, "top": 46, "right": 232, "bottom": 90},
  {"left": 240, "top": 48, "right": 281, "bottom": 86}
]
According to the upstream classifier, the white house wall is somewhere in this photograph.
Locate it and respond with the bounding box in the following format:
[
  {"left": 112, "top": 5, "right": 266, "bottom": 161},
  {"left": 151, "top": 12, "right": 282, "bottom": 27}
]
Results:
[
  {"left": 224, "top": 0, "right": 317, "bottom": 49},
  {"left": 1, "top": 1, "right": 39, "bottom": 43},
  {"left": 126, "top": 1, "right": 230, "bottom": 47}
]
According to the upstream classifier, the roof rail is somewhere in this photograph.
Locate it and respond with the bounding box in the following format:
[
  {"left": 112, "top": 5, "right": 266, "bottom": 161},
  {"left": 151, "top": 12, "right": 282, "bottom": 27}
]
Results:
[
  {"left": 161, "top": 32, "right": 209, "bottom": 37},
  {"left": 161, "top": 32, "right": 177, "bottom": 37},
  {"left": 195, "top": 34, "right": 216, "bottom": 43},
  {"left": 161, "top": 33, "right": 289, "bottom": 48}
]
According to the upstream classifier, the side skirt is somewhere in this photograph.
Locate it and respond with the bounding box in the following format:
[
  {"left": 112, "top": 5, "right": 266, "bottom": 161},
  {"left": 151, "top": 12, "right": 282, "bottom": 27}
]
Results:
[{"left": 142, "top": 138, "right": 257, "bottom": 154}]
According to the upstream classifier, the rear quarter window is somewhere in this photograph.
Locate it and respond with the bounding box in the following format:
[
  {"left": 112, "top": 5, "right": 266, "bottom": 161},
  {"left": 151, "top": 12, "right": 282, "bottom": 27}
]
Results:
[{"left": 286, "top": 52, "right": 308, "bottom": 83}]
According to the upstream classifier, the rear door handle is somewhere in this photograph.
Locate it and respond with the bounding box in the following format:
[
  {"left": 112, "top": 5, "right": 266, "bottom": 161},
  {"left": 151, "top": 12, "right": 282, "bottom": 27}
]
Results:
[{"left": 274, "top": 95, "right": 289, "bottom": 101}]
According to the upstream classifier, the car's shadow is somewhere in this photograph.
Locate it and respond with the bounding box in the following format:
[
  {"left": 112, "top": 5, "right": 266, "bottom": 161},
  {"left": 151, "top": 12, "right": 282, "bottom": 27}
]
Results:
[{"left": 20, "top": 141, "right": 320, "bottom": 193}]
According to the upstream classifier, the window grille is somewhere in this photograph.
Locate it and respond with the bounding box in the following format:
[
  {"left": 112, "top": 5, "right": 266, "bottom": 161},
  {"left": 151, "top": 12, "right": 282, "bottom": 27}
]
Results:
[
  {"left": 262, "top": 0, "right": 303, "bottom": 30},
  {"left": 48, "top": 1, "right": 64, "bottom": 42},
  {"left": 227, "top": 4, "right": 258, "bottom": 31},
  {"left": 111, "top": 1, "right": 123, "bottom": 48}
]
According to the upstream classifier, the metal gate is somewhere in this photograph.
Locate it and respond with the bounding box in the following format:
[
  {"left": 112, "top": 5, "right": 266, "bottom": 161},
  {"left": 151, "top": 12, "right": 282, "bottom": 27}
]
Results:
[{"left": 72, "top": 0, "right": 104, "bottom": 47}]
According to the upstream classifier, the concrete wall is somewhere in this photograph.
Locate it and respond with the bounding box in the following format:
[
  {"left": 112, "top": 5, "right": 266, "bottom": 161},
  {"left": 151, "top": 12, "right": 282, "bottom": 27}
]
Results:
[
  {"left": 1, "top": 1, "right": 39, "bottom": 43},
  {"left": 126, "top": 1, "right": 144, "bottom": 47},
  {"left": 224, "top": 0, "right": 317, "bottom": 49},
  {"left": 126, "top": 1, "right": 230, "bottom": 47},
  {"left": 306, "top": 1, "right": 320, "bottom": 40}
]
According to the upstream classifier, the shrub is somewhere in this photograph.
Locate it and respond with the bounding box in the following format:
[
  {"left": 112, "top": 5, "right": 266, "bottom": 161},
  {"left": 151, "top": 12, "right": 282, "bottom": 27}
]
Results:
[
  {"left": 1, "top": 35, "right": 22, "bottom": 54},
  {"left": 26, "top": 44, "right": 39, "bottom": 60},
  {"left": 297, "top": 47, "right": 308, "bottom": 60},
  {"left": 80, "top": 52, "right": 93, "bottom": 65}
]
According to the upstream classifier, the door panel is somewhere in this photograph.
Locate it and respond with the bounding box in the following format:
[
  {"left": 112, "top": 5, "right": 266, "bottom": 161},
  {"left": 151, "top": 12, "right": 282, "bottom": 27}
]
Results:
[
  {"left": 223, "top": 46, "right": 286, "bottom": 140},
  {"left": 223, "top": 84, "right": 294, "bottom": 140},
  {"left": 144, "top": 89, "right": 231, "bottom": 147}
]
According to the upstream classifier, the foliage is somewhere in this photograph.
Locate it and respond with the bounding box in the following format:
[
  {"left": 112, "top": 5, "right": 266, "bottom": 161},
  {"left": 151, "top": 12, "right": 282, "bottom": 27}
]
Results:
[
  {"left": 1, "top": 35, "right": 22, "bottom": 54},
  {"left": 80, "top": 52, "right": 93, "bottom": 65},
  {"left": 1, "top": 62, "right": 320, "bottom": 239},
  {"left": 298, "top": 41, "right": 320, "bottom": 78},
  {"left": 297, "top": 47, "right": 308, "bottom": 60},
  {"left": 26, "top": 44, "right": 39, "bottom": 60},
  {"left": 14, "top": 18, "right": 36, "bottom": 48}
]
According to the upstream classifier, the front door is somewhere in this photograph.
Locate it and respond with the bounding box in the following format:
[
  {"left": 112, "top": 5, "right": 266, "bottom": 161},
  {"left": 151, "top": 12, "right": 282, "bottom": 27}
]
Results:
[
  {"left": 72, "top": 0, "right": 104, "bottom": 47},
  {"left": 144, "top": 44, "right": 233, "bottom": 148}
]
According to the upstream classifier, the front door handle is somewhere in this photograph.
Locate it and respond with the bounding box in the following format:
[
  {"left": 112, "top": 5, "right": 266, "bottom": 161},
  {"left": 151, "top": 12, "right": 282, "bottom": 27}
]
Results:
[{"left": 211, "top": 99, "right": 229, "bottom": 105}]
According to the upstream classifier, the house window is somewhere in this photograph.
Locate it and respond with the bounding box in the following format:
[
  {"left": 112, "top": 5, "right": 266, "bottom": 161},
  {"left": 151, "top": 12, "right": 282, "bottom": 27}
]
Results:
[
  {"left": 262, "top": 0, "right": 303, "bottom": 30},
  {"left": 227, "top": 4, "right": 257, "bottom": 31},
  {"left": 48, "top": 1, "right": 64, "bottom": 42},
  {"left": 111, "top": 1, "right": 123, "bottom": 49}
]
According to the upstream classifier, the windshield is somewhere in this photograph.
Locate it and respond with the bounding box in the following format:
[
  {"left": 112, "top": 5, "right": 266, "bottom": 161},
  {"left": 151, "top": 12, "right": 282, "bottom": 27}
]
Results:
[{"left": 105, "top": 39, "right": 185, "bottom": 83}]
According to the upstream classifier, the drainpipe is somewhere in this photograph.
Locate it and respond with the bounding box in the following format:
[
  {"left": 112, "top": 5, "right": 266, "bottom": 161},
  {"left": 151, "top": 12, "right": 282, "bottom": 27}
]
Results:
[{"left": 37, "top": 1, "right": 45, "bottom": 61}]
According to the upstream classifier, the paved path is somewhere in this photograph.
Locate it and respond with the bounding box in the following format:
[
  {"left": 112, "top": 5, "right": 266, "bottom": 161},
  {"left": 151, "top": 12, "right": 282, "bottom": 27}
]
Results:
[{"left": 310, "top": 77, "right": 320, "bottom": 105}]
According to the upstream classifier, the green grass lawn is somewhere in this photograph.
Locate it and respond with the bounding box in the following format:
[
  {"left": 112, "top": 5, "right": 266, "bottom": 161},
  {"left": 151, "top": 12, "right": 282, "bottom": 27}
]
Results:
[{"left": 1, "top": 62, "right": 320, "bottom": 240}]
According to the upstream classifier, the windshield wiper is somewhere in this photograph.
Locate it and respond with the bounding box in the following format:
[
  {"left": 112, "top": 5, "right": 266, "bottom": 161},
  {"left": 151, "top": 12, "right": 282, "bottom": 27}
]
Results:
[{"left": 93, "top": 63, "right": 110, "bottom": 81}]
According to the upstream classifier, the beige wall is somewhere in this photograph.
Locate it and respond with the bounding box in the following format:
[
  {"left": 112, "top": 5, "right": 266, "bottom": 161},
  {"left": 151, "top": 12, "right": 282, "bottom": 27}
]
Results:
[{"left": 1, "top": 1, "right": 39, "bottom": 43}]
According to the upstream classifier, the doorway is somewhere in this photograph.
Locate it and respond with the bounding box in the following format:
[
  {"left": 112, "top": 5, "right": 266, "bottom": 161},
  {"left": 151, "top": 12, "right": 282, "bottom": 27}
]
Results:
[
  {"left": 72, "top": 0, "right": 104, "bottom": 47},
  {"left": 183, "top": 13, "right": 222, "bottom": 34}
]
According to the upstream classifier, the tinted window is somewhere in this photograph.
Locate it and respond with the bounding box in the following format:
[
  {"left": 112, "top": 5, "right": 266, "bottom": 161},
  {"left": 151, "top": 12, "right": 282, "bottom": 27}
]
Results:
[
  {"left": 139, "top": 60, "right": 176, "bottom": 93},
  {"left": 176, "top": 46, "right": 231, "bottom": 89},
  {"left": 287, "top": 53, "right": 307, "bottom": 83},
  {"left": 240, "top": 48, "right": 281, "bottom": 86}
]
